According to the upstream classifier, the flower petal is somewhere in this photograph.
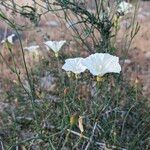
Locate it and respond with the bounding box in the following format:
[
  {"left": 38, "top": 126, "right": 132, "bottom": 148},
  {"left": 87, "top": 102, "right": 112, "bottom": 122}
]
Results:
[
  {"left": 44, "top": 40, "right": 66, "bottom": 53},
  {"left": 83, "top": 53, "right": 121, "bottom": 76},
  {"left": 62, "top": 57, "right": 86, "bottom": 74}
]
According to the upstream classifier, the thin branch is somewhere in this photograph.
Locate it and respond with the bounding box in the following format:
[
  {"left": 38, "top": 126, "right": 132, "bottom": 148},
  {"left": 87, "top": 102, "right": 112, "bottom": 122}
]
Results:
[
  {"left": 67, "top": 129, "right": 127, "bottom": 150},
  {"left": 85, "top": 122, "right": 98, "bottom": 150}
]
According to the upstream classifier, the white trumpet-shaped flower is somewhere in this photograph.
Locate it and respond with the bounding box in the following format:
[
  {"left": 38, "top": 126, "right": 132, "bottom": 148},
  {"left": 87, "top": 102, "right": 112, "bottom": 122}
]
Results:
[
  {"left": 62, "top": 57, "right": 86, "bottom": 74},
  {"left": 24, "top": 45, "right": 40, "bottom": 57},
  {"left": 82, "top": 53, "right": 121, "bottom": 76},
  {"left": 1, "top": 34, "right": 15, "bottom": 45},
  {"left": 117, "top": 1, "right": 133, "bottom": 15},
  {"left": 24, "top": 45, "right": 40, "bottom": 52},
  {"left": 44, "top": 40, "right": 66, "bottom": 54}
]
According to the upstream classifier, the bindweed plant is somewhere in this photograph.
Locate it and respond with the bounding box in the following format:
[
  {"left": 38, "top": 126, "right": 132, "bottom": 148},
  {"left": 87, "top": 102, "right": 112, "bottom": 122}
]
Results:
[
  {"left": 0, "top": 0, "right": 149, "bottom": 150},
  {"left": 51, "top": 0, "right": 140, "bottom": 54}
]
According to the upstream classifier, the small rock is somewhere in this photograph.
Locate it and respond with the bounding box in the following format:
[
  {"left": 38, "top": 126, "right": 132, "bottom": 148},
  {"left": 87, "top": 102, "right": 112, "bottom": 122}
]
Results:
[
  {"left": 39, "top": 75, "right": 57, "bottom": 92},
  {"left": 47, "top": 95, "right": 60, "bottom": 102},
  {"left": 30, "top": 144, "right": 40, "bottom": 150},
  {"left": 124, "top": 59, "right": 132, "bottom": 64},
  {"left": 0, "top": 102, "right": 9, "bottom": 112},
  {"left": 46, "top": 20, "right": 59, "bottom": 27},
  {"left": 16, "top": 116, "right": 33, "bottom": 125},
  {"left": 120, "top": 59, "right": 131, "bottom": 65},
  {"left": 145, "top": 51, "right": 150, "bottom": 59},
  {"left": 42, "top": 120, "right": 55, "bottom": 130},
  {"left": 20, "top": 131, "right": 36, "bottom": 140}
]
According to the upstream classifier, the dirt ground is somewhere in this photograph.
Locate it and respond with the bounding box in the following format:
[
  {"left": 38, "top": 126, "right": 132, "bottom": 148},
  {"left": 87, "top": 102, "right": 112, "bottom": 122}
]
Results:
[{"left": 129, "top": 1, "right": 150, "bottom": 98}]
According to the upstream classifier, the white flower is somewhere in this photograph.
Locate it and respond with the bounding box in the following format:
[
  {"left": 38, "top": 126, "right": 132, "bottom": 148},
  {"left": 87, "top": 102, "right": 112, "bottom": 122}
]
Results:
[
  {"left": 44, "top": 40, "right": 66, "bottom": 53},
  {"left": 24, "top": 45, "right": 40, "bottom": 52},
  {"left": 117, "top": 1, "right": 133, "bottom": 15},
  {"left": 82, "top": 53, "right": 121, "bottom": 76},
  {"left": 62, "top": 57, "right": 86, "bottom": 74},
  {"left": 1, "top": 34, "right": 15, "bottom": 45},
  {"left": 24, "top": 45, "right": 40, "bottom": 56}
]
